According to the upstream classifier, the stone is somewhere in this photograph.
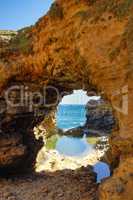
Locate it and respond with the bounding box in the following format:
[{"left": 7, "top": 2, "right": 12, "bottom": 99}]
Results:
[
  {"left": 0, "top": 0, "right": 132, "bottom": 199},
  {"left": 0, "top": 167, "right": 97, "bottom": 200},
  {"left": 85, "top": 99, "right": 116, "bottom": 135}
]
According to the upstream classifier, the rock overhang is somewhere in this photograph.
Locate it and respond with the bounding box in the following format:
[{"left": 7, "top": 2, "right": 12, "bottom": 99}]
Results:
[{"left": 0, "top": 0, "right": 132, "bottom": 198}]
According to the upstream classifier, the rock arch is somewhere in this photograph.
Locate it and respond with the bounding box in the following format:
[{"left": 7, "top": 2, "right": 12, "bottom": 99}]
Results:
[{"left": 0, "top": 0, "right": 132, "bottom": 198}]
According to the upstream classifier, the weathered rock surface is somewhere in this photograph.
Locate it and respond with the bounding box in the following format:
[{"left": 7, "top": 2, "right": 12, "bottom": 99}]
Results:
[
  {"left": 0, "top": 0, "right": 132, "bottom": 199},
  {"left": 0, "top": 133, "right": 26, "bottom": 170},
  {"left": 85, "top": 99, "right": 116, "bottom": 134},
  {"left": 0, "top": 166, "right": 97, "bottom": 200},
  {"left": 0, "top": 94, "right": 44, "bottom": 174},
  {"left": 99, "top": 157, "right": 133, "bottom": 200}
]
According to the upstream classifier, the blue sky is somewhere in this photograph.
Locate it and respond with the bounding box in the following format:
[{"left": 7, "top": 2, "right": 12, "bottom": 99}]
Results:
[{"left": 0, "top": 0, "right": 53, "bottom": 30}]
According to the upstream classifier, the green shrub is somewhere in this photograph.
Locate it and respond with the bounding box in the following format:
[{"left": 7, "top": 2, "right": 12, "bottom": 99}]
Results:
[
  {"left": 10, "top": 27, "right": 32, "bottom": 54},
  {"left": 87, "top": 137, "right": 100, "bottom": 145},
  {"left": 45, "top": 134, "right": 59, "bottom": 150},
  {"left": 49, "top": 2, "right": 64, "bottom": 19}
]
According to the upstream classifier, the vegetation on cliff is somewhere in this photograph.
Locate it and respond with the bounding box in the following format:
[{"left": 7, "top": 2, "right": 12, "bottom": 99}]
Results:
[
  {"left": 0, "top": 0, "right": 132, "bottom": 199},
  {"left": 10, "top": 27, "right": 33, "bottom": 54},
  {"left": 49, "top": 2, "right": 64, "bottom": 19}
]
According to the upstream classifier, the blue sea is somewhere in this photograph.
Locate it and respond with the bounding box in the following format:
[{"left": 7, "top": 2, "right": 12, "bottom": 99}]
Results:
[
  {"left": 56, "top": 104, "right": 92, "bottom": 157},
  {"left": 55, "top": 104, "right": 110, "bottom": 183},
  {"left": 56, "top": 104, "right": 86, "bottom": 130}
]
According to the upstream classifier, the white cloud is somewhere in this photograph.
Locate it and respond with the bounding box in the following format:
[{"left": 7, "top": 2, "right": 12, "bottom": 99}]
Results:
[{"left": 60, "top": 90, "right": 100, "bottom": 105}]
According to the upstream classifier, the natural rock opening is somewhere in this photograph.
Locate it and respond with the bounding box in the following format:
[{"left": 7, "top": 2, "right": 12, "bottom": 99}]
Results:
[
  {"left": 35, "top": 89, "right": 116, "bottom": 186},
  {"left": 0, "top": 0, "right": 132, "bottom": 199}
]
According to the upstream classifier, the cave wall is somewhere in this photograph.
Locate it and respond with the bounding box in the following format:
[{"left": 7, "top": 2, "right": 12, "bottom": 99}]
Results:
[{"left": 0, "top": 0, "right": 132, "bottom": 198}]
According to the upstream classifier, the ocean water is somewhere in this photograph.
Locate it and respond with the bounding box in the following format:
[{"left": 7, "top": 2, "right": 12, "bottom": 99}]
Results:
[
  {"left": 55, "top": 104, "right": 110, "bottom": 182},
  {"left": 94, "top": 162, "right": 110, "bottom": 183},
  {"left": 56, "top": 104, "right": 86, "bottom": 130},
  {"left": 56, "top": 135, "right": 94, "bottom": 157},
  {"left": 56, "top": 104, "right": 94, "bottom": 157}
]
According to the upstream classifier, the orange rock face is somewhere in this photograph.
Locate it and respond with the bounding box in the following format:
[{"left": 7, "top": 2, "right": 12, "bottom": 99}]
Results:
[
  {"left": 0, "top": 0, "right": 132, "bottom": 199},
  {"left": 99, "top": 157, "right": 133, "bottom": 200}
]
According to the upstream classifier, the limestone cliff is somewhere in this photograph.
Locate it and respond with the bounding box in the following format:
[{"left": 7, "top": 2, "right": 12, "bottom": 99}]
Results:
[
  {"left": 0, "top": 0, "right": 132, "bottom": 199},
  {"left": 85, "top": 99, "right": 116, "bottom": 134}
]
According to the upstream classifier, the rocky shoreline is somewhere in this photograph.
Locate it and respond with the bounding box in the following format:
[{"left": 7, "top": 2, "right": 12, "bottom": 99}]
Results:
[
  {"left": 36, "top": 135, "right": 109, "bottom": 173},
  {"left": 36, "top": 144, "right": 107, "bottom": 173},
  {"left": 58, "top": 99, "right": 116, "bottom": 138},
  {"left": 0, "top": 135, "right": 108, "bottom": 200},
  {"left": 0, "top": 0, "right": 132, "bottom": 199}
]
